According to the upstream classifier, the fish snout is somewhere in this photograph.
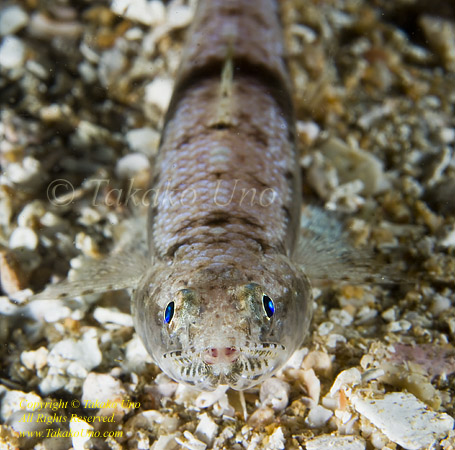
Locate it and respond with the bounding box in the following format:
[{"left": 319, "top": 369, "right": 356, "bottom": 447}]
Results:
[{"left": 203, "top": 347, "right": 240, "bottom": 365}]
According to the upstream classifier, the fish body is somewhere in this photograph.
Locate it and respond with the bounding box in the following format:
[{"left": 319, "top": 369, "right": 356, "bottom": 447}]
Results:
[
  {"left": 32, "top": 0, "right": 374, "bottom": 391},
  {"left": 132, "top": 0, "right": 313, "bottom": 390}
]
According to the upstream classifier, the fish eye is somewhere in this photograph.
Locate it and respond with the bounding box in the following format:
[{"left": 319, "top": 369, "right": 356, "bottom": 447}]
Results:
[
  {"left": 262, "top": 294, "right": 275, "bottom": 319},
  {"left": 164, "top": 301, "right": 175, "bottom": 324}
]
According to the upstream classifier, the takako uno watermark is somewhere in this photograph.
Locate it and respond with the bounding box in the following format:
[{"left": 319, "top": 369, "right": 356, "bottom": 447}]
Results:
[{"left": 46, "top": 178, "right": 278, "bottom": 208}]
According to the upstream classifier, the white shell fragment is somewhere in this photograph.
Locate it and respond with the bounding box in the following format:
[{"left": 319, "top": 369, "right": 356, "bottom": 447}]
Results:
[
  {"left": 93, "top": 306, "right": 134, "bottom": 327},
  {"left": 126, "top": 127, "right": 160, "bottom": 156},
  {"left": 115, "top": 153, "right": 151, "bottom": 180},
  {"left": 0, "top": 390, "right": 42, "bottom": 422},
  {"left": 175, "top": 430, "right": 207, "bottom": 450},
  {"left": 194, "top": 385, "right": 235, "bottom": 417},
  {"left": 419, "top": 15, "right": 455, "bottom": 72},
  {"left": 24, "top": 299, "right": 72, "bottom": 323},
  {"left": 306, "top": 405, "right": 334, "bottom": 428},
  {"left": 300, "top": 369, "right": 321, "bottom": 404},
  {"left": 40, "top": 329, "right": 102, "bottom": 394},
  {"left": 195, "top": 413, "right": 218, "bottom": 446},
  {"left": 111, "top": 0, "right": 166, "bottom": 27},
  {"left": 167, "top": 3, "right": 193, "bottom": 29},
  {"left": 306, "top": 435, "right": 366, "bottom": 450},
  {"left": 3, "top": 156, "right": 42, "bottom": 187},
  {"left": 145, "top": 77, "right": 174, "bottom": 111},
  {"left": 0, "top": 5, "right": 29, "bottom": 36},
  {"left": 9, "top": 226, "right": 39, "bottom": 250},
  {"left": 319, "top": 137, "right": 387, "bottom": 196},
  {"left": 20, "top": 346, "right": 49, "bottom": 371},
  {"left": 266, "top": 426, "right": 286, "bottom": 450},
  {"left": 351, "top": 392, "right": 454, "bottom": 450},
  {"left": 259, "top": 378, "right": 290, "bottom": 412},
  {"left": 329, "top": 368, "right": 362, "bottom": 397},
  {"left": 0, "top": 35, "right": 25, "bottom": 69},
  {"left": 70, "top": 416, "right": 94, "bottom": 450},
  {"left": 82, "top": 373, "right": 129, "bottom": 413},
  {"left": 123, "top": 335, "right": 153, "bottom": 373}
]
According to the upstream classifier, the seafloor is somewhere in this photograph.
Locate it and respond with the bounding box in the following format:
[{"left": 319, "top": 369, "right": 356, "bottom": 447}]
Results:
[{"left": 0, "top": 0, "right": 454, "bottom": 449}]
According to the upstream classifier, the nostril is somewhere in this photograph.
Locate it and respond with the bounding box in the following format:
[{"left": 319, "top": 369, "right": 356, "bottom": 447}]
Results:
[{"left": 203, "top": 347, "right": 239, "bottom": 364}]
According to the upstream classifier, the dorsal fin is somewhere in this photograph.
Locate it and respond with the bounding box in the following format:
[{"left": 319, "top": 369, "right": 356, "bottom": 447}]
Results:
[{"left": 209, "top": 40, "right": 238, "bottom": 128}]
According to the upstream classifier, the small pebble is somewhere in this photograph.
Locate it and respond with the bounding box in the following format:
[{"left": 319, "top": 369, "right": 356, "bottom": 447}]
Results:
[
  {"left": 4, "top": 156, "right": 42, "bottom": 188},
  {"left": 317, "top": 321, "right": 334, "bottom": 336},
  {"left": 259, "top": 378, "right": 290, "bottom": 412},
  {"left": 306, "top": 405, "right": 334, "bottom": 428},
  {"left": 0, "top": 35, "right": 25, "bottom": 69},
  {"left": 21, "top": 347, "right": 49, "bottom": 371},
  {"left": 111, "top": 0, "right": 166, "bottom": 26},
  {"left": 266, "top": 426, "right": 286, "bottom": 450},
  {"left": 126, "top": 127, "right": 160, "bottom": 156},
  {"left": 25, "top": 299, "right": 72, "bottom": 323},
  {"left": 115, "top": 152, "right": 151, "bottom": 179},
  {"left": 28, "top": 12, "right": 82, "bottom": 39},
  {"left": 82, "top": 373, "right": 129, "bottom": 414},
  {"left": 93, "top": 306, "right": 133, "bottom": 327},
  {"left": 0, "top": 296, "right": 20, "bottom": 315},
  {"left": 123, "top": 335, "right": 153, "bottom": 373},
  {"left": 440, "top": 225, "right": 455, "bottom": 248},
  {"left": 97, "top": 47, "right": 127, "bottom": 88},
  {"left": 326, "top": 334, "right": 347, "bottom": 348},
  {"left": 299, "top": 369, "right": 321, "bottom": 404},
  {"left": 17, "top": 201, "right": 46, "bottom": 227},
  {"left": 439, "top": 127, "right": 455, "bottom": 143},
  {"left": 25, "top": 59, "right": 48, "bottom": 80},
  {"left": 153, "top": 434, "right": 181, "bottom": 450},
  {"left": 248, "top": 407, "right": 275, "bottom": 428},
  {"left": 430, "top": 294, "right": 452, "bottom": 316},
  {"left": 167, "top": 3, "right": 193, "bottom": 29},
  {"left": 329, "top": 368, "right": 362, "bottom": 397},
  {"left": 386, "top": 319, "right": 412, "bottom": 333},
  {"left": 70, "top": 416, "right": 93, "bottom": 450},
  {"left": 319, "top": 137, "right": 387, "bottom": 196},
  {"left": 0, "top": 390, "right": 42, "bottom": 421},
  {"left": 302, "top": 351, "right": 332, "bottom": 376},
  {"left": 0, "top": 5, "right": 29, "bottom": 36},
  {"left": 145, "top": 77, "right": 174, "bottom": 111},
  {"left": 0, "top": 249, "right": 27, "bottom": 295},
  {"left": 195, "top": 385, "right": 234, "bottom": 417},
  {"left": 9, "top": 226, "right": 39, "bottom": 250},
  {"left": 297, "top": 120, "right": 320, "bottom": 144},
  {"left": 40, "top": 329, "right": 102, "bottom": 394},
  {"left": 420, "top": 15, "right": 455, "bottom": 72},
  {"left": 328, "top": 309, "right": 354, "bottom": 326},
  {"left": 195, "top": 413, "right": 218, "bottom": 446}
]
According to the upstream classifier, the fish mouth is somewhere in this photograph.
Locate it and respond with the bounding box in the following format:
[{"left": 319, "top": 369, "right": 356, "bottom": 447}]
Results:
[{"left": 162, "top": 342, "right": 286, "bottom": 391}]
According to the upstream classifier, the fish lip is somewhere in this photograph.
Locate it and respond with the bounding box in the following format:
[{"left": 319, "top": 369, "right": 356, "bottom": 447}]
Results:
[
  {"left": 163, "top": 342, "right": 285, "bottom": 362},
  {"left": 162, "top": 342, "right": 286, "bottom": 390}
]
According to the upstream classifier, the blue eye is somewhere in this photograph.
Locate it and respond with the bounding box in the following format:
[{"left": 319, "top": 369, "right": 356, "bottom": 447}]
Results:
[
  {"left": 262, "top": 294, "right": 275, "bottom": 318},
  {"left": 164, "top": 302, "right": 174, "bottom": 324}
]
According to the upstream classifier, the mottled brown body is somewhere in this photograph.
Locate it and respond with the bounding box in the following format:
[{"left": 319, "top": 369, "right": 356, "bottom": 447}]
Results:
[
  {"left": 150, "top": 0, "right": 300, "bottom": 265},
  {"left": 132, "top": 0, "right": 313, "bottom": 390}
]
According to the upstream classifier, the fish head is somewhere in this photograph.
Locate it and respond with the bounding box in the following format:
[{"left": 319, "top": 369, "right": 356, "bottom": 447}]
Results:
[{"left": 132, "top": 255, "right": 313, "bottom": 391}]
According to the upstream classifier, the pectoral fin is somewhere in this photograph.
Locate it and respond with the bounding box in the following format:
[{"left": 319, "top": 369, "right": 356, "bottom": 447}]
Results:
[
  {"left": 31, "top": 217, "right": 148, "bottom": 301},
  {"left": 294, "top": 207, "right": 388, "bottom": 284}
]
